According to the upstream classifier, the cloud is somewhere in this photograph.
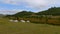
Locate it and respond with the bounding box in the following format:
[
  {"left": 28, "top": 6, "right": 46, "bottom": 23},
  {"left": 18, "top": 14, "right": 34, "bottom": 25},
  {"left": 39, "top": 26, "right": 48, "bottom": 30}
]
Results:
[
  {"left": 0, "top": 0, "right": 60, "bottom": 11},
  {"left": 0, "top": 0, "right": 58, "bottom": 8},
  {"left": 26, "top": 0, "right": 50, "bottom": 8},
  {"left": 0, "top": 7, "right": 23, "bottom": 14},
  {"left": 0, "top": 0, "right": 60, "bottom": 14},
  {"left": 0, "top": 0, "right": 20, "bottom": 5}
]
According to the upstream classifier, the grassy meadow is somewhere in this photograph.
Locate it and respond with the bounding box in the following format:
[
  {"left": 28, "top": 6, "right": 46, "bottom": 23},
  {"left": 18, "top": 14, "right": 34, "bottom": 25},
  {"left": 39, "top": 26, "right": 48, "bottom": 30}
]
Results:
[{"left": 0, "top": 18, "right": 60, "bottom": 34}]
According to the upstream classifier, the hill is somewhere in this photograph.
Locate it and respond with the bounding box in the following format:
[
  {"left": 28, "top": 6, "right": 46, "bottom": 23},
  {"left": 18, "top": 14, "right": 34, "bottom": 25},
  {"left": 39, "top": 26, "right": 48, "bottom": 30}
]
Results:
[
  {"left": 8, "top": 11, "right": 35, "bottom": 18},
  {"left": 5, "top": 7, "right": 60, "bottom": 25},
  {"left": 6, "top": 7, "right": 60, "bottom": 17},
  {"left": 37, "top": 7, "right": 60, "bottom": 16}
]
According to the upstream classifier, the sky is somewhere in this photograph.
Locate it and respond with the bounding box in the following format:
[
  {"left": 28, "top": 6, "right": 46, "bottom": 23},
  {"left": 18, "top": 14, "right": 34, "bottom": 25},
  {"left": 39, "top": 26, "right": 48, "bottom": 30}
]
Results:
[{"left": 0, "top": 0, "right": 60, "bottom": 14}]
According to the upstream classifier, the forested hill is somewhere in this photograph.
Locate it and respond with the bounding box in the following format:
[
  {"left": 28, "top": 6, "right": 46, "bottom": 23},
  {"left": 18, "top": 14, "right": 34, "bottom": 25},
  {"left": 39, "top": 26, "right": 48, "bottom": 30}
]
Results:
[
  {"left": 6, "top": 11, "right": 35, "bottom": 17},
  {"left": 6, "top": 7, "right": 60, "bottom": 17},
  {"left": 37, "top": 7, "right": 60, "bottom": 16},
  {"left": 13, "top": 7, "right": 60, "bottom": 16},
  {"left": 13, "top": 11, "right": 34, "bottom": 17}
]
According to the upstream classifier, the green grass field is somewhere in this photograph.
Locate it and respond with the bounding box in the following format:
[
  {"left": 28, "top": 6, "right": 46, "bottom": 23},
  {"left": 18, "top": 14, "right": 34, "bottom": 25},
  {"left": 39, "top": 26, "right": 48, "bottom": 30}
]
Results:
[{"left": 0, "top": 18, "right": 60, "bottom": 34}]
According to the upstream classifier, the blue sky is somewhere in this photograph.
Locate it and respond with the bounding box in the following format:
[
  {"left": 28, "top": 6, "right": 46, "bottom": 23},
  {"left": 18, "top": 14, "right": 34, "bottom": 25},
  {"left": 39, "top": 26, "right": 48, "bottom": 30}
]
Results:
[{"left": 0, "top": 0, "right": 60, "bottom": 14}]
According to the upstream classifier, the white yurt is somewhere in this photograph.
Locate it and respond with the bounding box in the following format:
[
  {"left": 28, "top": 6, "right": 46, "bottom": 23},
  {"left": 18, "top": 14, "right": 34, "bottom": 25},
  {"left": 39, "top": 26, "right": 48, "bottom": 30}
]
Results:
[
  {"left": 26, "top": 20, "right": 30, "bottom": 22},
  {"left": 14, "top": 20, "right": 18, "bottom": 22},
  {"left": 20, "top": 20, "right": 25, "bottom": 23}
]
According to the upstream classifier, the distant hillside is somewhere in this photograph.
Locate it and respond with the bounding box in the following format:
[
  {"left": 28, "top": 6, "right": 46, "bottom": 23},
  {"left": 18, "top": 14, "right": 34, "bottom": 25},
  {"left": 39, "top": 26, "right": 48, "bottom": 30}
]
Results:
[
  {"left": 6, "top": 7, "right": 60, "bottom": 18},
  {"left": 14, "top": 7, "right": 60, "bottom": 16},
  {"left": 13, "top": 11, "right": 35, "bottom": 17},
  {"left": 37, "top": 7, "right": 60, "bottom": 16}
]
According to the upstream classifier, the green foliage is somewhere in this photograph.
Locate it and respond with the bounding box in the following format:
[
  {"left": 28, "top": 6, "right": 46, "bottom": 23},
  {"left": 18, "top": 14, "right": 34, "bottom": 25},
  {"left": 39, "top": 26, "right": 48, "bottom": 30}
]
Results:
[
  {"left": 6, "top": 7, "right": 60, "bottom": 17},
  {"left": 38, "top": 7, "right": 60, "bottom": 15},
  {"left": 14, "top": 11, "right": 34, "bottom": 17}
]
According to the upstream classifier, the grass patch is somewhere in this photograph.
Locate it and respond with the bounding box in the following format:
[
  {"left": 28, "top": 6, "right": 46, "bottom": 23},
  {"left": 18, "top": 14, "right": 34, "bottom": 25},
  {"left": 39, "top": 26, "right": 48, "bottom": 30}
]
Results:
[{"left": 0, "top": 18, "right": 60, "bottom": 34}]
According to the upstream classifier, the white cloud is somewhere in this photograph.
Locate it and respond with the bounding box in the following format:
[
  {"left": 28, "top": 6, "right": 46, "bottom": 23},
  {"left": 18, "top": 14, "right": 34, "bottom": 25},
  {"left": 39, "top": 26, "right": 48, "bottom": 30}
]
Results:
[
  {"left": 25, "top": 0, "right": 48, "bottom": 8},
  {"left": 0, "top": 0, "right": 60, "bottom": 14},
  {"left": 0, "top": 0, "right": 20, "bottom": 5},
  {"left": 0, "top": 8, "right": 23, "bottom": 15},
  {"left": 0, "top": 0, "right": 58, "bottom": 8},
  {"left": 0, "top": 0, "right": 60, "bottom": 11}
]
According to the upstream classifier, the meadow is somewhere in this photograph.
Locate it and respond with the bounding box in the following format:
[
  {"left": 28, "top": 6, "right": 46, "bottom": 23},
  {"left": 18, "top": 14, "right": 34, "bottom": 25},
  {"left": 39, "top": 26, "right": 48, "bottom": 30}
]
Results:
[{"left": 0, "top": 18, "right": 60, "bottom": 34}]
